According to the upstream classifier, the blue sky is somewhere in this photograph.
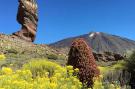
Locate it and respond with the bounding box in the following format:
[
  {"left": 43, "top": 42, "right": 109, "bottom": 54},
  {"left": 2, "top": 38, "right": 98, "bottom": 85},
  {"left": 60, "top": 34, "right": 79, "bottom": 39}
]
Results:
[{"left": 0, "top": 0, "right": 135, "bottom": 44}]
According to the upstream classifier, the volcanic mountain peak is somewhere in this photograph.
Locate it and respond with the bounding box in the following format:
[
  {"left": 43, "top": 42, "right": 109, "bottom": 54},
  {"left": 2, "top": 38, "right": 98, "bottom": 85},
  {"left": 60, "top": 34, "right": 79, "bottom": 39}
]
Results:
[
  {"left": 50, "top": 32, "right": 135, "bottom": 55},
  {"left": 89, "top": 32, "right": 101, "bottom": 38}
]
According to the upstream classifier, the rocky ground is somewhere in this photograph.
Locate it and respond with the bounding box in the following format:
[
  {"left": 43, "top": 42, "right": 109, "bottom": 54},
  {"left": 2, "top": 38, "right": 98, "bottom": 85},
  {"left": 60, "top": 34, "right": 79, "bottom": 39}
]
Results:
[{"left": 0, "top": 34, "right": 67, "bottom": 68}]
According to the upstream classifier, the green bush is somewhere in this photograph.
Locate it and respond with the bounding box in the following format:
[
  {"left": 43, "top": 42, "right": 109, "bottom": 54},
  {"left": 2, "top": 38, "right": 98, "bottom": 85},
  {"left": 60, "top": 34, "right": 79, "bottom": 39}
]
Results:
[
  {"left": 6, "top": 48, "right": 18, "bottom": 54},
  {"left": 23, "top": 59, "right": 66, "bottom": 78},
  {"left": 126, "top": 51, "right": 135, "bottom": 72},
  {"left": 47, "top": 54, "right": 58, "bottom": 60}
]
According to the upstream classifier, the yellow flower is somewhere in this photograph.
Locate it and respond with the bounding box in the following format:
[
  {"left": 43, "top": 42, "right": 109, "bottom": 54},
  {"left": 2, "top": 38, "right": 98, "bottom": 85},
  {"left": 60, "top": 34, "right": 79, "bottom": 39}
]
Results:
[
  {"left": 110, "top": 84, "right": 115, "bottom": 88},
  {"left": 66, "top": 78, "right": 70, "bottom": 81},
  {"left": 60, "top": 78, "right": 64, "bottom": 81},
  {"left": 50, "top": 77, "right": 57, "bottom": 83},
  {"left": 54, "top": 73, "right": 61, "bottom": 78},
  {"left": 45, "top": 72, "right": 49, "bottom": 77},
  {"left": 0, "top": 54, "right": 6, "bottom": 61},
  {"left": 0, "top": 59, "right": 82, "bottom": 89},
  {"left": 69, "top": 70, "right": 74, "bottom": 73},
  {"left": 66, "top": 66, "right": 73, "bottom": 70},
  {"left": 60, "top": 84, "right": 67, "bottom": 89},
  {"left": 22, "top": 70, "right": 27, "bottom": 75},
  {"left": 74, "top": 68, "right": 79, "bottom": 72},
  {"left": 2, "top": 67, "right": 13, "bottom": 75},
  {"left": 50, "top": 83, "right": 57, "bottom": 89},
  {"left": 16, "top": 70, "right": 21, "bottom": 73},
  {"left": 25, "top": 70, "right": 32, "bottom": 76},
  {"left": 71, "top": 85, "right": 76, "bottom": 89},
  {"left": 0, "top": 88, "right": 5, "bottom": 89}
]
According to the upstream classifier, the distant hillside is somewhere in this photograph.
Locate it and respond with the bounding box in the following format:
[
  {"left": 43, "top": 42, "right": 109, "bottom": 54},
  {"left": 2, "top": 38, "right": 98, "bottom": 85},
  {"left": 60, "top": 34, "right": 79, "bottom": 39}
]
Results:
[{"left": 50, "top": 32, "right": 135, "bottom": 54}]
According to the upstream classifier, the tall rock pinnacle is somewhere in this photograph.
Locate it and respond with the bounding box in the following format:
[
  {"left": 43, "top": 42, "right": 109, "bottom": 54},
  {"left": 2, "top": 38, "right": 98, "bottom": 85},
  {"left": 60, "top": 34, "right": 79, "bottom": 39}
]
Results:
[{"left": 12, "top": 0, "right": 38, "bottom": 42}]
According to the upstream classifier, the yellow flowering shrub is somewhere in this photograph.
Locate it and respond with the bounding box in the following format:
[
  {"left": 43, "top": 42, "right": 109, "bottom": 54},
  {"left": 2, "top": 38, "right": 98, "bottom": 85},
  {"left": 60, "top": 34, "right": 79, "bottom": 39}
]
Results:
[
  {"left": 0, "top": 59, "right": 82, "bottom": 89},
  {"left": 23, "top": 59, "right": 67, "bottom": 78},
  {"left": 0, "top": 57, "right": 125, "bottom": 89},
  {"left": 2, "top": 67, "right": 13, "bottom": 75},
  {"left": 0, "top": 54, "right": 6, "bottom": 61}
]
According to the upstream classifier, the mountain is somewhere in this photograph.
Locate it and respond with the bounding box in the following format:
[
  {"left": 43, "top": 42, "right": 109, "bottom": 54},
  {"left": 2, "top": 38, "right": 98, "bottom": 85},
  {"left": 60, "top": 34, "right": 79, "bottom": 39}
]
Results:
[{"left": 50, "top": 32, "right": 135, "bottom": 55}]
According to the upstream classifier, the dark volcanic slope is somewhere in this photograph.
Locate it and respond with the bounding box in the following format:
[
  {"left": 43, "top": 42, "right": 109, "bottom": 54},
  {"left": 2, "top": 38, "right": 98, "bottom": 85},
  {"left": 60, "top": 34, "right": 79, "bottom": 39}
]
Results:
[{"left": 50, "top": 32, "right": 135, "bottom": 54}]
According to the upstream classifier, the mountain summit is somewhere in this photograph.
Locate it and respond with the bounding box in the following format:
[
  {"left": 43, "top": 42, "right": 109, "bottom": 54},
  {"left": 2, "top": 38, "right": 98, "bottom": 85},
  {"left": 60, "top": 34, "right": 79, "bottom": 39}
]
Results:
[{"left": 50, "top": 32, "right": 135, "bottom": 54}]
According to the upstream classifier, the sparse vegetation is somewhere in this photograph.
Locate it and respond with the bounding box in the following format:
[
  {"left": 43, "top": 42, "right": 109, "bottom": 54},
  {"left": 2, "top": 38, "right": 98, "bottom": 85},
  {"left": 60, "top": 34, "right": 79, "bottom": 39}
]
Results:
[{"left": 47, "top": 54, "right": 58, "bottom": 60}]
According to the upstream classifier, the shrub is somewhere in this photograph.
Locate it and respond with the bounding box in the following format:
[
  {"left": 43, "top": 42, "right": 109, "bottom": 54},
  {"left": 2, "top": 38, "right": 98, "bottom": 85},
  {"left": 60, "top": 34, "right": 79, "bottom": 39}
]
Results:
[
  {"left": 126, "top": 51, "right": 135, "bottom": 72},
  {"left": 0, "top": 59, "right": 82, "bottom": 89},
  {"left": 23, "top": 59, "right": 66, "bottom": 78},
  {"left": 47, "top": 54, "right": 58, "bottom": 60},
  {"left": 2, "top": 67, "right": 13, "bottom": 75},
  {"left": 125, "top": 51, "right": 135, "bottom": 88},
  {"left": 67, "top": 38, "right": 100, "bottom": 88},
  {"left": 6, "top": 48, "right": 18, "bottom": 54},
  {"left": 0, "top": 54, "right": 6, "bottom": 61}
]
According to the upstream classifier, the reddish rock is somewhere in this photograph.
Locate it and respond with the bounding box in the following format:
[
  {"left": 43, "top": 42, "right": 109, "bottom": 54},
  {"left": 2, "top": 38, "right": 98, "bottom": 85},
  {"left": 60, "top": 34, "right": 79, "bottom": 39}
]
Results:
[
  {"left": 12, "top": 0, "right": 38, "bottom": 42},
  {"left": 67, "top": 38, "right": 100, "bottom": 88}
]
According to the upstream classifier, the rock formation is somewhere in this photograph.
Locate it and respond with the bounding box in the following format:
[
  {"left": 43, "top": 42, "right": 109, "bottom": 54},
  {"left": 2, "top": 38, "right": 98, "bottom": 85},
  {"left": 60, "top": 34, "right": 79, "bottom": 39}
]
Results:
[
  {"left": 67, "top": 38, "right": 100, "bottom": 88},
  {"left": 93, "top": 52, "right": 125, "bottom": 62},
  {"left": 12, "top": 0, "right": 38, "bottom": 42}
]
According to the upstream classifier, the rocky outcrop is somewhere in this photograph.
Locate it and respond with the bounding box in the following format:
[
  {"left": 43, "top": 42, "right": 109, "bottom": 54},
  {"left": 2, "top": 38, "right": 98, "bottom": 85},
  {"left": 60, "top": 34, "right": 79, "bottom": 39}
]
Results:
[
  {"left": 12, "top": 0, "right": 38, "bottom": 42},
  {"left": 93, "top": 52, "right": 126, "bottom": 61}
]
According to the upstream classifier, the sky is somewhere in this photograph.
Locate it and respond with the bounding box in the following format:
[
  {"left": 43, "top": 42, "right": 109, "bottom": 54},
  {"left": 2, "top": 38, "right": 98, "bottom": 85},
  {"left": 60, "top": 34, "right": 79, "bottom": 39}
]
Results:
[{"left": 0, "top": 0, "right": 135, "bottom": 44}]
